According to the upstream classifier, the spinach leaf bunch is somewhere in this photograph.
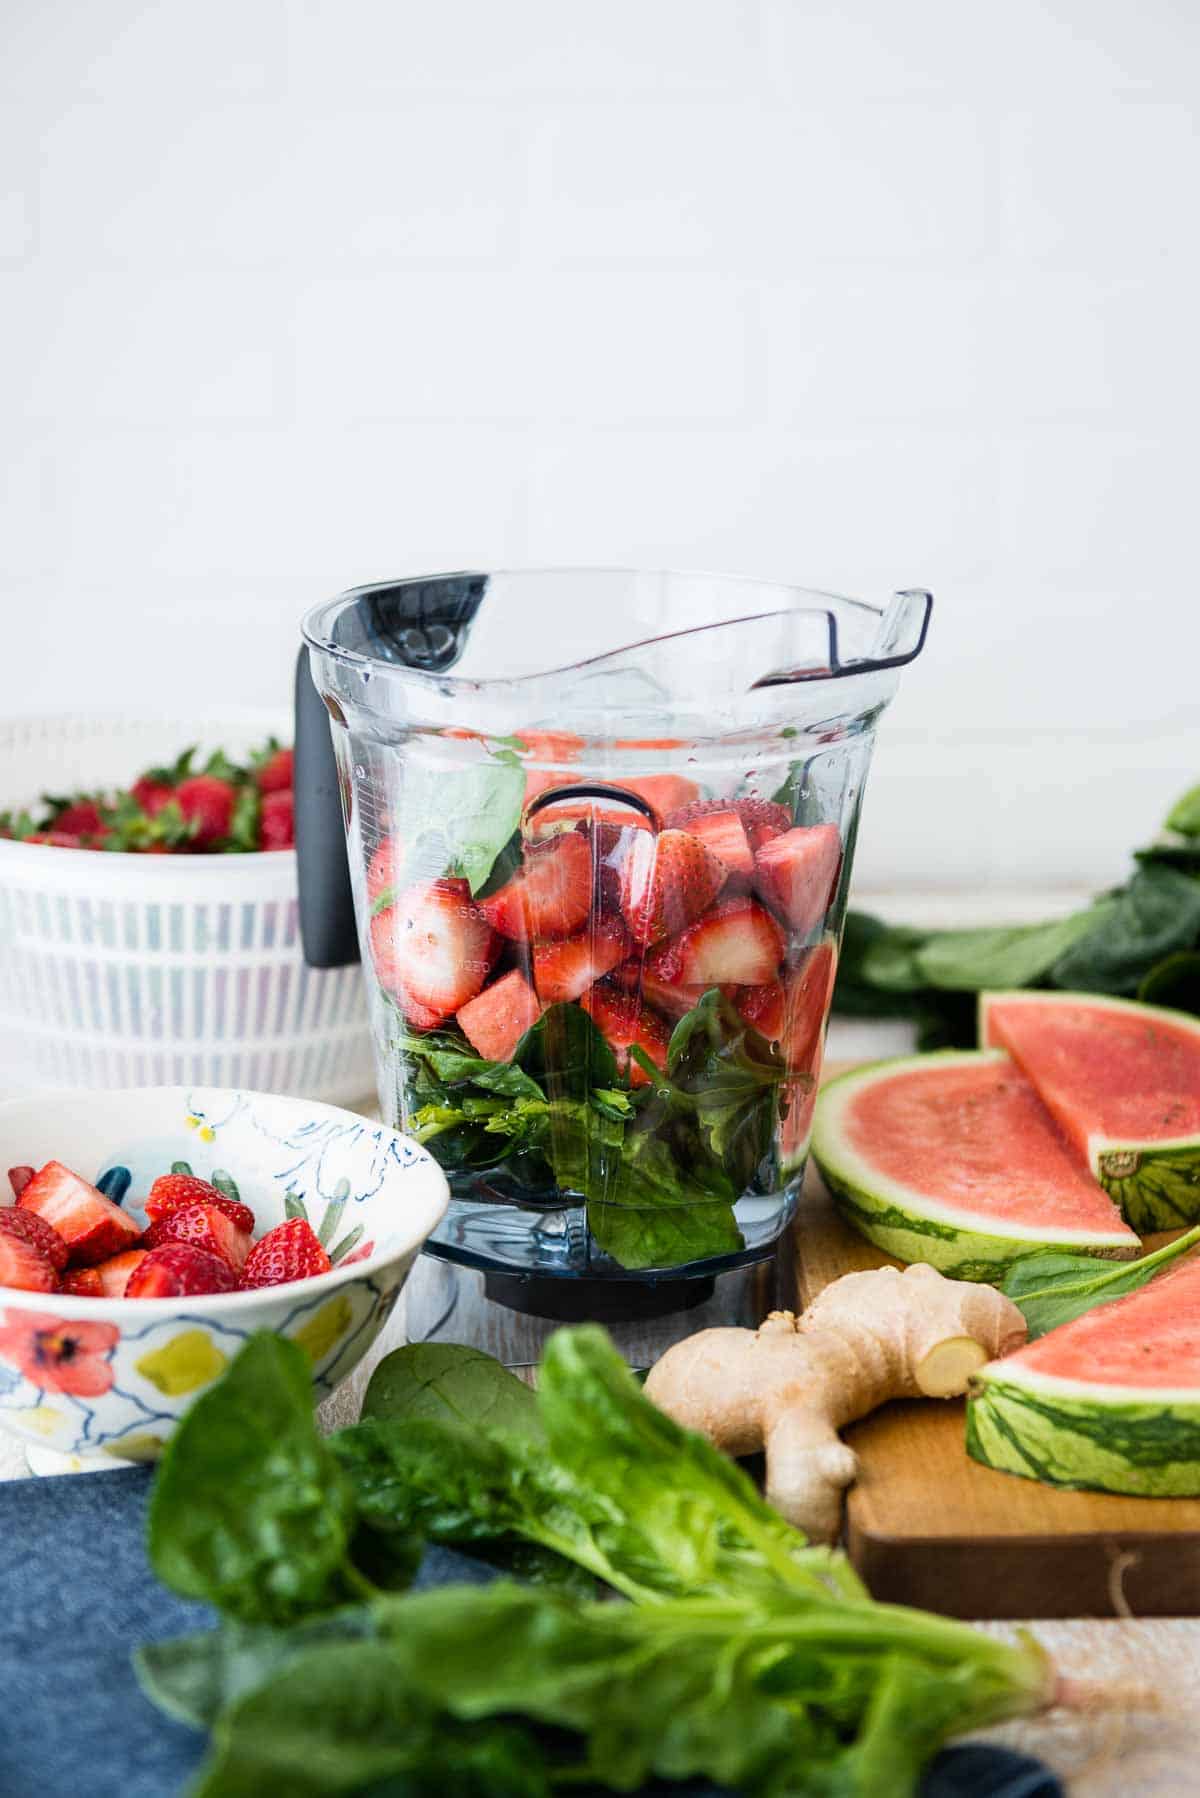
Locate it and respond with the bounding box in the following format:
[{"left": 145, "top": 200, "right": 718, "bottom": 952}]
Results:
[
  {"left": 396, "top": 989, "right": 786, "bottom": 1271},
  {"left": 833, "top": 778, "right": 1200, "bottom": 1047},
  {"left": 142, "top": 1330, "right": 1054, "bottom": 1797}
]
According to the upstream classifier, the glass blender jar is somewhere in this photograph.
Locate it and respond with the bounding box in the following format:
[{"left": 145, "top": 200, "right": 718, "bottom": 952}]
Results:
[{"left": 301, "top": 571, "right": 930, "bottom": 1315}]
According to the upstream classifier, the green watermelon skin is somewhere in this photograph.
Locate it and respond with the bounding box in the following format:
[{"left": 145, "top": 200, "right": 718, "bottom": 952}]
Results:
[
  {"left": 966, "top": 1373, "right": 1200, "bottom": 1497},
  {"left": 980, "top": 991, "right": 1200, "bottom": 1234},
  {"left": 813, "top": 1162, "right": 1126, "bottom": 1285}
]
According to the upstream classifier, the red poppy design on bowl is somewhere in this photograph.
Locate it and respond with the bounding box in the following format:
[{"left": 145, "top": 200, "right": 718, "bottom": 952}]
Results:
[{"left": 0, "top": 1309, "right": 119, "bottom": 1397}]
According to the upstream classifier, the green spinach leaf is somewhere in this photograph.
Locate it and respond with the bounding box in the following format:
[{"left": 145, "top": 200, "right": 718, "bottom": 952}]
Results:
[
  {"left": 1138, "top": 950, "right": 1200, "bottom": 1011},
  {"left": 147, "top": 1334, "right": 360, "bottom": 1625},
  {"left": 1001, "top": 1229, "right": 1200, "bottom": 1338},
  {"left": 915, "top": 907, "right": 1104, "bottom": 992},
  {"left": 389, "top": 754, "right": 525, "bottom": 898},
  {"left": 361, "top": 1343, "right": 542, "bottom": 1438},
  {"left": 1050, "top": 865, "right": 1200, "bottom": 995},
  {"left": 1167, "top": 784, "right": 1200, "bottom": 837}
]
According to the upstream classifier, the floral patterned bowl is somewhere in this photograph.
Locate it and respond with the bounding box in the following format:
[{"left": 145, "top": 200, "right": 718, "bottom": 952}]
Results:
[{"left": 0, "top": 1086, "right": 448, "bottom": 1469}]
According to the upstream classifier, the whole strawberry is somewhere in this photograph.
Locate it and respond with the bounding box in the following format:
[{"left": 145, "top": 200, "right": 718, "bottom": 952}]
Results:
[
  {"left": 240, "top": 1218, "right": 331, "bottom": 1289},
  {"left": 174, "top": 774, "right": 235, "bottom": 848},
  {"left": 259, "top": 788, "right": 294, "bottom": 850},
  {"left": 144, "top": 1173, "right": 255, "bottom": 1236},
  {"left": 255, "top": 746, "right": 294, "bottom": 793},
  {"left": 131, "top": 775, "right": 174, "bottom": 817},
  {"left": 125, "top": 1243, "right": 238, "bottom": 1297},
  {"left": 53, "top": 799, "right": 107, "bottom": 838}
]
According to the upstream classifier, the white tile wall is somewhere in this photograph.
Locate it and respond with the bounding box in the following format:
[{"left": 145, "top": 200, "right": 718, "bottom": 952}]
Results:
[{"left": 1, "top": 0, "right": 1197, "bottom": 892}]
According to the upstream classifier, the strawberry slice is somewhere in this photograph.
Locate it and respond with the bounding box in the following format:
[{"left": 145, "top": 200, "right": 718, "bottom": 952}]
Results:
[
  {"left": 370, "top": 877, "right": 497, "bottom": 1023},
  {"left": 145, "top": 1174, "right": 255, "bottom": 1236},
  {"left": 7, "top": 1166, "right": 34, "bottom": 1200},
  {"left": 147, "top": 1203, "right": 252, "bottom": 1273},
  {"left": 92, "top": 1248, "right": 151, "bottom": 1298},
  {"left": 19, "top": 1161, "right": 142, "bottom": 1266},
  {"left": 0, "top": 1206, "right": 69, "bottom": 1271},
  {"left": 0, "top": 1232, "right": 59, "bottom": 1293},
  {"left": 456, "top": 970, "right": 543, "bottom": 1061},
  {"left": 611, "top": 960, "right": 713, "bottom": 1020},
  {"left": 618, "top": 829, "right": 726, "bottom": 947},
  {"left": 365, "top": 834, "right": 402, "bottom": 907},
  {"left": 648, "top": 898, "right": 785, "bottom": 989},
  {"left": 580, "top": 985, "right": 669, "bottom": 1088},
  {"left": 677, "top": 808, "right": 754, "bottom": 886},
  {"left": 734, "top": 940, "right": 837, "bottom": 1071},
  {"left": 62, "top": 1266, "right": 103, "bottom": 1296},
  {"left": 533, "top": 918, "right": 628, "bottom": 1004},
  {"left": 240, "top": 1219, "right": 332, "bottom": 1290},
  {"left": 753, "top": 824, "right": 842, "bottom": 935},
  {"left": 126, "top": 1244, "right": 238, "bottom": 1297},
  {"left": 480, "top": 833, "right": 591, "bottom": 941}
]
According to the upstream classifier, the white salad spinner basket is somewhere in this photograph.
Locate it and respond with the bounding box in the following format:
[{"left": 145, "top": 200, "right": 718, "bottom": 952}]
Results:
[{"left": 0, "top": 712, "right": 375, "bottom": 1103}]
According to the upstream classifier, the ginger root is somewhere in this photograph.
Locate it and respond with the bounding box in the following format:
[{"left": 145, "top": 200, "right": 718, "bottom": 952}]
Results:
[{"left": 643, "top": 1263, "right": 1026, "bottom": 1543}]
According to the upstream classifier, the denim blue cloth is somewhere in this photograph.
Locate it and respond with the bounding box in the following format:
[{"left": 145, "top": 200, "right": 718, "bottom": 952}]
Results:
[{"left": 0, "top": 1467, "right": 1061, "bottom": 1798}]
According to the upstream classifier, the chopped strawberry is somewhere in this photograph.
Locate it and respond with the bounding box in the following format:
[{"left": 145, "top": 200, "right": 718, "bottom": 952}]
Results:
[
  {"left": 747, "top": 820, "right": 781, "bottom": 855},
  {"left": 734, "top": 942, "right": 837, "bottom": 1072},
  {"left": 456, "top": 970, "right": 542, "bottom": 1061},
  {"left": 259, "top": 788, "right": 294, "bottom": 850},
  {"left": 131, "top": 774, "right": 174, "bottom": 816},
  {"left": 61, "top": 1266, "right": 103, "bottom": 1296},
  {"left": 480, "top": 833, "right": 591, "bottom": 941},
  {"left": 19, "top": 1161, "right": 142, "bottom": 1265},
  {"left": 8, "top": 1166, "right": 34, "bottom": 1200},
  {"left": 580, "top": 985, "right": 669, "bottom": 1088},
  {"left": 677, "top": 808, "right": 755, "bottom": 886},
  {"left": 753, "top": 824, "right": 842, "bottom": 935},
  {"left": 53, "top": 800, "right": 106, "bottom": 837},
  {"left": 611, "top": 960, "right": 712, "bottom": 1020},
  {"left": 92, "top": 1249, "right": 150, "bottom": 1298},
  {"left": 532, "top": 918, "right": 628, "bottom": 1004},
  {"left": 666, "top": 796, "right": 792, "bottom": 836},
  {"left": 648, "top": 898, "right": 785, "bottom": 989},
  {"left": 175, "top": 773, "right": 235, "bottom": 848},
  {"left": 147, "top": 1203, "right": 252, "bottom": 1273},
  {"left": 145, "top": 1173, "right": 255, "bottom": 1235},
  {"left": 370, "top": 878, "right": 497, "bottom": 1023},
  {"left": 366, "top": 835, "right": 402, "bottom": 906},
  {"left": 255, "top": 745, "right": 294, "bottom": 793},
  {"left": 240, "top": 1218, "right": 332, "bottom": 1290},
  {"left": 0, "top": 1232, "right": 59, "bottom": 1293},
  {"left": 617, "top": 828, "right": 726, "bottom": 947},
  {"left": 126, "top": 1244, "right": 239, "bottom": 1298},
  {"left": 0, "top": 1205, "right": 69, "bottom": 1271}
]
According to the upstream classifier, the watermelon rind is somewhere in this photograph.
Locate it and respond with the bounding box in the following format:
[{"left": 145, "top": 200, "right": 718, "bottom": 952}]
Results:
[
  {"left": 966, "top": 1363, "right": 1200, "bottom": 1497},
  {"left": 811, "top": 1052, "right": 1138, "bottom": 1284},
  {"left": 979, "top": 990, "right": 1200, "bottom": 1233}
]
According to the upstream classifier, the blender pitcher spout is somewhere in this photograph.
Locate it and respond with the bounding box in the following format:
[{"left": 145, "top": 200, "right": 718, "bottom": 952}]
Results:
[{"left": 750, "top": 589, "right": 933, "bottom": 690}]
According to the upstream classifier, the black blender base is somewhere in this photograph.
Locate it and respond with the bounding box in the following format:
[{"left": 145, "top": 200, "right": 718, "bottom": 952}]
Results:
[{"left": 483, "top": 1270, "right": 716, "bottom": 1322}]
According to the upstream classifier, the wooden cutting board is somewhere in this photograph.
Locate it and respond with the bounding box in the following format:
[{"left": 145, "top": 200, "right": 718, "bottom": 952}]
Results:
[{"left": 793, "top": 1090, "right": 1200, "bottom": 1620}]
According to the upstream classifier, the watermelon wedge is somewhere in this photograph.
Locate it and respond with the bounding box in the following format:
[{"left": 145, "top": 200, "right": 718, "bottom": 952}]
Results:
[
  {"left": 981, "top": 991, "right": 1200, "bottom": 1232},
  {"left": 967, "top": 1253, "right": 1200, "bottom": 1496},
  {"left": 811, "top": 1051, "right": 1138, "bottom": 1282}
]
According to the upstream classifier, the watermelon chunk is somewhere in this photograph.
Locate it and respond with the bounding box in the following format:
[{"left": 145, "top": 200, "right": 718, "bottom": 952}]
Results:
[
  {"left": 980, "top": 990, "right": 1200, "bottom": 1232},
  {"left": 753, "top": 824, "right": 841, "bottom": 936},
  {"left": 811, "top": 1051, "right": 1138, "bottom": 1282},
  {"left": 456, "top": 971, "right": 542, "bottom": 1063},
  {"left": 967, "top": 1254, "right": 1200, "bottom": 1496}
]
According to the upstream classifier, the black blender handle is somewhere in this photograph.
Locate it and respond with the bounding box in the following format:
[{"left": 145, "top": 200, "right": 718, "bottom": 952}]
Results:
[{"left": 294, "top": 647, "right": 360, "bottom": 969}]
